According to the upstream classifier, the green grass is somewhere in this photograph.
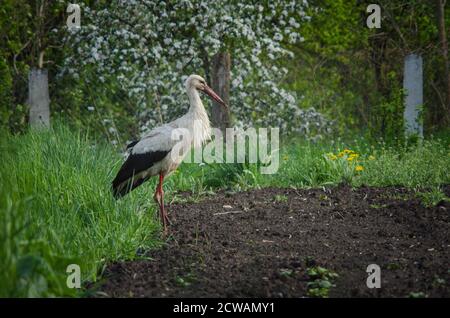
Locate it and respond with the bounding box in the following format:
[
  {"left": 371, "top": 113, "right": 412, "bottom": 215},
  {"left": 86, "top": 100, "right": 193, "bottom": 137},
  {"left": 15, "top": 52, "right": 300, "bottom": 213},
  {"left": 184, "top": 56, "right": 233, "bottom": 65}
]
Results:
[
  {"left": 416, "top": 188, "right": 450, "bottom": 207},
  {"left": 1, "top": 123, "right": 449, "bottom": 297},
  {"left": 197, "top": 135, "right": 449, "bottom": 192},
  {"left": 274, "top": 194, "right": 288, "bottom": 203},
  {"left": 0, "top": 124, "right": 161, "bottom": 297}
]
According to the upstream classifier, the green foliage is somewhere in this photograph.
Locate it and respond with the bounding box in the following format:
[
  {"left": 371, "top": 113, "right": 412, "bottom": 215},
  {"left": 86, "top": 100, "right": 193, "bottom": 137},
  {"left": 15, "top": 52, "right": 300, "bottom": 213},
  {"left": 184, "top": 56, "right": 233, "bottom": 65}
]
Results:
[
  {"left": 274, "top": 194, "right": 288, "bottom": 203},
  {"left": 368, "top": 0, "right": 448, "bottom": 130},
  {"left": 306, "top": 266, "right": 339, "bottom": 298},
  {"left": 0, "top": 123, "right": 161, "bottom": 297},
  {"left": 408, "top": 291, "right": 427, "bottom": 298},
  {"left": 416, "top": 187, "right": 449, "bottom": 207},
  {"left": 285, "top": 0, "right": 375, "bottom": 134},
  {"left": 284, "top": 0, "right": 449, "bottom": 137},
  {"left": 206, "top": 134, "right": 450, "bottom": 190},
  {"left": 0, "top": 0, "right": 449, "bottom": 296},
  {"left": 0, "top": 57, "right": 13, "bottom": 130},
  {"left": 0, "top": 0, "right": 448, "bottom": 139},
  {"left": 354, "top": 139, "right": 449, "bottom": 188},
  {"left": 174, "top": 273, "right": 197, "bottom": 288},
  {"left": 176, "top": 133, "right": 450, "bottom": 192},
  {"left": 52, "top": 74, "right": 140, "bottom": 143},
  {"left": 369, "top": 73, "right": 406, "bottom": 144},
  {"left": 0, "top": 123, "right": 449, "bottom": 297}
]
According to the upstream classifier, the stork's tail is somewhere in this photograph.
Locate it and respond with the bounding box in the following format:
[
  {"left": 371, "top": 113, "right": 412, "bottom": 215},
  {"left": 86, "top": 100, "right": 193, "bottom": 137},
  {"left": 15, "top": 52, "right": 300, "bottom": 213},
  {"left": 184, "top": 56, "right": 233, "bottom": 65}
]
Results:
[
  {"left": 111, "top": 179, "right": 128, "bottom": 199},
  {"left": 112, "top": 175, "right": 150, "bottom": 199}
]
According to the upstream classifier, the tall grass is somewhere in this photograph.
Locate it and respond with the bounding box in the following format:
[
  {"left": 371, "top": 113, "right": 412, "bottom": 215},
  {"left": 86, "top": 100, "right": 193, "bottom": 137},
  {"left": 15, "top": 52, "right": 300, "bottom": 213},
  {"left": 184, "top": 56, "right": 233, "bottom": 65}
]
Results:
[
  {"left": 0, "top": 123, "right": 448, "bottom": 297},
  {"left": 0, "top": 124, "right": 161, "bottom": 297},
  {"left": 159, "top": 135, "right": 450, "bottom": 202},
  {"left": 263, "top": 137, "right": 450, "bottom": 189}
]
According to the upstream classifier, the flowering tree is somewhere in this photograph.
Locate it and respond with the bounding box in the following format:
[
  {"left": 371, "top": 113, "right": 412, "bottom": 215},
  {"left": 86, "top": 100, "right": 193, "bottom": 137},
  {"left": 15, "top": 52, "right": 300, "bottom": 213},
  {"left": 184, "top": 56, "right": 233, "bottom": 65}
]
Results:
[{"left": 63, "top": 0, "right": 331, "bottom": 136}]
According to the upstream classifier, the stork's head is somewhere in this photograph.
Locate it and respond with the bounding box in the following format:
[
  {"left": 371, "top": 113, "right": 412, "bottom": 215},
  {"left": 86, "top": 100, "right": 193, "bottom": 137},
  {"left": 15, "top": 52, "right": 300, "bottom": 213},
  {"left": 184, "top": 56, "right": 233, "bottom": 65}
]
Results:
[{"left": 185, "top": 74, "right": 227, "bottom": 108}]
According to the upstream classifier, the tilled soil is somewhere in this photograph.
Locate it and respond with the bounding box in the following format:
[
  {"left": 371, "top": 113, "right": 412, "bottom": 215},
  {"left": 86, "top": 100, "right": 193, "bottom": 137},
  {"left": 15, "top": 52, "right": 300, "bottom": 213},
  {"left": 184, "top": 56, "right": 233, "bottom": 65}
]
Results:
[{"left": 95, "top": 185, "right": 450, "bottom": 297}]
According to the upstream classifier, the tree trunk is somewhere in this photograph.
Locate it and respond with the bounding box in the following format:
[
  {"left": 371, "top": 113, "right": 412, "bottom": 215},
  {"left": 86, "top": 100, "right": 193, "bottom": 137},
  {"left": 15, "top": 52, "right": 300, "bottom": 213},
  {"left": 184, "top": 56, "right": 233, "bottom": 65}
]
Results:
[
  {"left": 29, "top": 68, "right": 50, "bottom": 127},
  {"left": 211, "top": 52, "right": 231, "bottom": 132},
  {"left": 436, "top": 0, "right": 450, "bottom": 125}
]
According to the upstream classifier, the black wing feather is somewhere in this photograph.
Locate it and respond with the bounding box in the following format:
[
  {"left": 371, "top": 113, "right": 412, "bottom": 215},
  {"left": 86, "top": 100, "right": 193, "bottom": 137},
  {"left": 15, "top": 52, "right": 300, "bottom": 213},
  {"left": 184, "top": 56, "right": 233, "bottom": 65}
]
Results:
[
  {"left": 112, "top": 150, "right": 169, "bottom": 198},
  {"left": 126, "top": 140, "right": 139, "bottom": 149}
]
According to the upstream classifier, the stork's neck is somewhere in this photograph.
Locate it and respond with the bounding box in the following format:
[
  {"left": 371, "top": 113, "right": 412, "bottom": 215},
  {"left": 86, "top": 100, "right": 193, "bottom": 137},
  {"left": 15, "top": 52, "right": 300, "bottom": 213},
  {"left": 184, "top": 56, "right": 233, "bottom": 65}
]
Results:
[
  {"left": 186, "top": 87, "right": 211, "bottom": 147},
  {"left": 187, "top": 87, "right": 209, "bottom": 122}
]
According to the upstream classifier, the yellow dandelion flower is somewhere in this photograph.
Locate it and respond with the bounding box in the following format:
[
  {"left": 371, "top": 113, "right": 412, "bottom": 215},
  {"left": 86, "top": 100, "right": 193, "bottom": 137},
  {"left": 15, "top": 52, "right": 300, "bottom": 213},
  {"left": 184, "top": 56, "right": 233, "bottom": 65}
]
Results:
[
  {"left": 347, "top": 156, "right": 355, "bottom": 161},
  {"left": 355, "top": 165, "right": 364, "bottom": 172},
  {"left": 343, "top": 149, "right": 353, "bottom": 154},
  {"left": 326, "top": 153, "right": 337, "bottom": 160}
]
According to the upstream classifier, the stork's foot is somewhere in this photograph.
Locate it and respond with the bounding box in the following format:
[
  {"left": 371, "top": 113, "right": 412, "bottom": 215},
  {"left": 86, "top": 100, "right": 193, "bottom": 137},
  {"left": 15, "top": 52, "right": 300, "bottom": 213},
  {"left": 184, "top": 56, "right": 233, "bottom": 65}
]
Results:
[
  {"left": 164, "top": 212, "right": 171, "bottom": 226},
  {"left": 162, "top": 226, "right": 169, "bottom": 238},
  {"left": 161, "top": 209, "right": 170, "bottom": 237},
  {"left": 158, "top": 207, "right": 170, "bottom": 237},
  {"left": 154, "top": 190, "right": 168, "bottom": 236}
]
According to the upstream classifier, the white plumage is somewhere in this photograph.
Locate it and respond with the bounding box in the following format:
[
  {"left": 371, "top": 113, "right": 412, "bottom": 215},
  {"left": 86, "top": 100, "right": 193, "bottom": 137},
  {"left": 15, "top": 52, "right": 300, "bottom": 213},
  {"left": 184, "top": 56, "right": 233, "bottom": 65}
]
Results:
[{"left": 112, "top": 74, "right": 227, "bottom": 235}]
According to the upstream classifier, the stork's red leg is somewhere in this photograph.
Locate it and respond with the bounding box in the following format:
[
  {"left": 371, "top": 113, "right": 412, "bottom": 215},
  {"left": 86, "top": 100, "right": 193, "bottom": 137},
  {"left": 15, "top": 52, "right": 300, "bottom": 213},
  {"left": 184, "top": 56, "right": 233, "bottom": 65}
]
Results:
[{"left": 154, "top": 172, "right": 169, "bottom": 236}]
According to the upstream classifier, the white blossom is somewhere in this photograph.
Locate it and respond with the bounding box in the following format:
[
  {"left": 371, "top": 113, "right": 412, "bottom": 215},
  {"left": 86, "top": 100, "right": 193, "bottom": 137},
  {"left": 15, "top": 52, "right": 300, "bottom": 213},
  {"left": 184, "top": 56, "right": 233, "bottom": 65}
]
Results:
[{"left": 62, "top": 0, "right": 331, "bottom": 136}]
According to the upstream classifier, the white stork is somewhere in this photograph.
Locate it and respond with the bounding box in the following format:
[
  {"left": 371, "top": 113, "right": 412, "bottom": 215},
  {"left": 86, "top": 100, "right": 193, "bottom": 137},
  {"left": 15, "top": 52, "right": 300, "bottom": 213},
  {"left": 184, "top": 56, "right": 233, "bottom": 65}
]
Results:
[{"left": 112, "top": 74, "right": 227, "bottom": 235}]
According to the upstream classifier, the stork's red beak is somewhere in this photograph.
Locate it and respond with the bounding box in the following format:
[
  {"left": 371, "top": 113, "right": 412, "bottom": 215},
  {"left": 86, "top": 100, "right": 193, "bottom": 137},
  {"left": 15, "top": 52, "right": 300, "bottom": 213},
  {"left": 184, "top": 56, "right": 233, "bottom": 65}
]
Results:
[{"left": 203, "top": 85, "right": 228, "bottom": 109}]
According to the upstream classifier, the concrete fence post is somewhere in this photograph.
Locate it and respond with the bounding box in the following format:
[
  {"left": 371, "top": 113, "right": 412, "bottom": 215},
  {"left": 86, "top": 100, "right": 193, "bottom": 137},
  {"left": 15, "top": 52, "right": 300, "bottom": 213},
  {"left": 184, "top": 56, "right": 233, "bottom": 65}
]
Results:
[
  {"left": 403, "top": 54, "right": 423, "bottom": 138},
  {"left": 29, "top": 68, "right": 50, "bottom": 128}
]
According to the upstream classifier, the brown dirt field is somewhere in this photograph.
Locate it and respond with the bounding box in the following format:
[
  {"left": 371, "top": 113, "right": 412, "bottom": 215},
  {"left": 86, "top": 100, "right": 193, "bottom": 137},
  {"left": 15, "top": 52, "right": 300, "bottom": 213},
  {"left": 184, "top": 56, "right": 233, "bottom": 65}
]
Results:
[{"left": 93, "top": 185, "right": 450, "bottom": 298}]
